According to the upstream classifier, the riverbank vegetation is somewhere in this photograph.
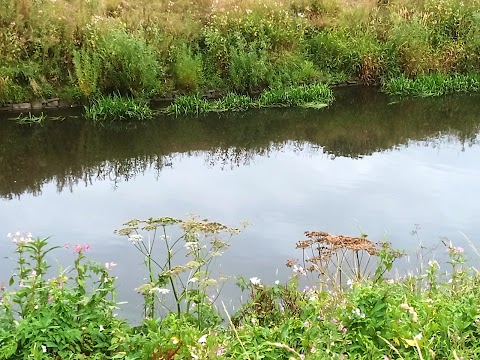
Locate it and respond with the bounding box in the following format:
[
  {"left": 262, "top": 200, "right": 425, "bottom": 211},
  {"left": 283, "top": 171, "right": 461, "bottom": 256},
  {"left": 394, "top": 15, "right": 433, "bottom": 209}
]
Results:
[
  {"left": 1, "top": 218, "right": 479, "bottom": 359},
  {"left": 1, "top": 0, "right": 480, "bottom": 114},
  {"left": 165, "top": 84, "right": 334, "bottom": 115}
]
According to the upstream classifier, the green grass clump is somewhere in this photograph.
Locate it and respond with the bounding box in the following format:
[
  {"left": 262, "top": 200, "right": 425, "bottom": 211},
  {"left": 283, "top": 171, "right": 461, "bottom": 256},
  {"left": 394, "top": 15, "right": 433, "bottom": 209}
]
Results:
[
  {"left": 165, "top": 84, "right": 334, "bottom": 116},
  {"left": 164, "top": 95, "right": 211, "bottom": 116},
  {"left": 258, "top": 84, "right": 334, "bottom": 108},
  {"left": 85, "top": 95, "right": 154, "bottom": 122},
  {"left": 383, "top": 73, "right": 480, "bottom": 97}
]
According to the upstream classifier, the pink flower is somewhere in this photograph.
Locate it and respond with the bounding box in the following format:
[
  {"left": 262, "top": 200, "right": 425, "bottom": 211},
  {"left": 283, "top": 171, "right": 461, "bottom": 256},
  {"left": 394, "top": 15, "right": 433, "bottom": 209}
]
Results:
[
  {"left": 448, "top": 246, "right": 464, "bottom": 254},
  {"left": 216, "top": 346, "right": 226, "bottom": 356},
  {"left": 74, "top": 244, "right": 91, "bottom": 253}
]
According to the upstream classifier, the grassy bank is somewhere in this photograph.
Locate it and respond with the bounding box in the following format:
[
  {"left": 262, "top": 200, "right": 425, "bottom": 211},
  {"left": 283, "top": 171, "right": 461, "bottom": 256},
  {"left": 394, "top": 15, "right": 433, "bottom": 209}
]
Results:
[
  {"left": 1, "top": 0, "right": 480, "bottom": 113},
  {"left": 1, "top": 218, "right": 480, "bottom": 359}
]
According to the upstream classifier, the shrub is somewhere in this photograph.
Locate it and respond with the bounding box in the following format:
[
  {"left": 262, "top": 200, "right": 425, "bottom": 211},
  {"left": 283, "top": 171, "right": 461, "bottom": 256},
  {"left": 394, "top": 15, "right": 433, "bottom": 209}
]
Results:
[
  {"left": 172, "top": 44, "right": 204, "bottom": 92},
  {"left": 72, "top": 49, "right": 101, "bottom": 99},
  {"left": 82, "top": 26, "right": 162, "bottom": 97}
]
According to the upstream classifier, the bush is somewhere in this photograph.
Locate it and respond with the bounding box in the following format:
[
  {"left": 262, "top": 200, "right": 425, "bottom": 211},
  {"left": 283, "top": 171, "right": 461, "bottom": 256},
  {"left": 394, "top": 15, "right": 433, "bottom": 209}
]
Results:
[
  {"left": 74, "top": 26, "right": 163, "bottom": 98},
  {"left": 172, "top": 44, "right": 204, "bottom": 92}
]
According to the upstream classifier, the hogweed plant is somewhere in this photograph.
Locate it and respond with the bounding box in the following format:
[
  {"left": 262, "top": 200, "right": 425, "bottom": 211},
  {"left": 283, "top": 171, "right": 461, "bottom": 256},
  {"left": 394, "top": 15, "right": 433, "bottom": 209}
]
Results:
[
  {"left": 291, "top": 231, "right": 403, "bottom": 292},
  {"left": 115, "top": 216, "right": 243, "bottom": 327}
]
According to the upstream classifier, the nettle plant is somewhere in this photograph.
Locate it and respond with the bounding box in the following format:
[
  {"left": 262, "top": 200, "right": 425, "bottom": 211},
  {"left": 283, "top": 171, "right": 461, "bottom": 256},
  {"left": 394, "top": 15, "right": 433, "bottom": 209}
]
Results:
[
  {"left": 115, "top": 216, "right": 243, "bottom": 328},
  {"left": 0, "top": 232, "right": 126, "bottom": 359}
]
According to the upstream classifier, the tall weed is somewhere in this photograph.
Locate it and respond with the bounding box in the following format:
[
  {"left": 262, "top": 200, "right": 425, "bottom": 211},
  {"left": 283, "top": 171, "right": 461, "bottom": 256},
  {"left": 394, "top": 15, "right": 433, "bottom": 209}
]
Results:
[{"left": 173, "top": 44, "right": 204, "bottom": 92}]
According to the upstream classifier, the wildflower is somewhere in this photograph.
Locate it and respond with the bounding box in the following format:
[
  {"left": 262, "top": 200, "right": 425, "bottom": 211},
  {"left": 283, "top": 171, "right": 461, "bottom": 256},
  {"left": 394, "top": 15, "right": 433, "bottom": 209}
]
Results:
[
  {"left": 188, "top": 277, "right": 198, "bottom": 283},
  {"left": 383, "top": 356, "right": 390, "bottom": 360},
  {"left": 304, "top": 321, "right": 310, "bottom": 327},
  {"left": 448, "top": 246, "right": 464, "bottom": 254},
  {"left": 41, "top": 345, "right": 47, "bottom": 353},
  {"left": 216, "top": 345, "right": 226, "bottom": 355},
  {"left": 300, "top": 355, "right": 305, "bottom": 360},
  {"left": 74, "top": 244, "right": 91, "bottom": 253},
  {"left": 198, "top": 334, "right": 208, "bottom": 344},
  {"left": 414, "top": 332, "right": 423, "bottom": 341},
  {"left": 128, "top": 234, "right": 143, "bottom": 243},
  {"left": 332, "top": 318, "right": 338, "bottom": 323},
  {"left": 185, "top": 242, "right": 198, "bottom": 250},
  {"left": 353, "top": 308, "right": 366, "bottom": 318},
  {"left": 8, "top": 231, "right": 33, "bottom": 244},
  {"left": 245, "top": 9, "right": 252, "bottom": 14},
  {"left": 150, "top": 287, "right": 170, "bottom": 295},
  {"left": 99, "top": 325, "right": 104, "bottom": 332},
  {"left": 293, "top": 264, "right": 307, "bottom": 276},
  {"left": 105, "top": 262, "right": 117, "bottom": 270},
  {"left": 190, "top": 348, "right": 200, "bottom": 359},
  {"left": 250, "top": 277, "right": 261, "bottom": 285},
  {"left": 311, "top": 347, "right": 316, "bottom": 353},
  {"left": 171, "top": 336, "right": 179, "bottom": 344},
  {"left": 251, "top": 317, "right": 257, "bottom": 325},
  {"left": 275, "top": 280, "right": 280, "bottom": 285}
]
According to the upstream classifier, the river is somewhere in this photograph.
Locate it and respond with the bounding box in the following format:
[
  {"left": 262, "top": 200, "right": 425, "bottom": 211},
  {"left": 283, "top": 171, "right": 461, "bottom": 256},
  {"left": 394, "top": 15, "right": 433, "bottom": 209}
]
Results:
[{"left": 1, "top": 86, "right": 479, "bottom": 320}]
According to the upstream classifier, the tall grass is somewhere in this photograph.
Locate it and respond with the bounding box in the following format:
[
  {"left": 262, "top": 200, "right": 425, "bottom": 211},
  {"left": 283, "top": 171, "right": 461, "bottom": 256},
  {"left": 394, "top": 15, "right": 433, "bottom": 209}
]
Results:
[{"left": 2, "top": 0, "right": 480, "bottom": 104}]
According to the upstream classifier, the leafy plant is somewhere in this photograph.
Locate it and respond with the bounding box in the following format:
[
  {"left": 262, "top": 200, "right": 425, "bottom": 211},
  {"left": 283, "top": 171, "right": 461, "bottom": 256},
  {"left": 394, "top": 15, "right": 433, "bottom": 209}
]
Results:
[
  {"left": 0, "top": 232, "right": 128, "bottom": 359},
  {"left": 114, "top": 216, "right": 243, "bottom": 328}
]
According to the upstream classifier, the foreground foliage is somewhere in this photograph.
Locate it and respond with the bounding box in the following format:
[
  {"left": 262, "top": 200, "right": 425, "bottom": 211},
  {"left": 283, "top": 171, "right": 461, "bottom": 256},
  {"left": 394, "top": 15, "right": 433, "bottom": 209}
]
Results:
[{"left": 1, "top": 220, "right": 479, "bottom": 359}]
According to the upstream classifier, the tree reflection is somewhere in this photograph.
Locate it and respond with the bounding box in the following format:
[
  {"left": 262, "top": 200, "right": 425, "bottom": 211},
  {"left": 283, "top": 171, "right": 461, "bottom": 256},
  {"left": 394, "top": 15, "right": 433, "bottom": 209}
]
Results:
[{"left": 0, "top": 88, "right": 479, "bottom": 199}]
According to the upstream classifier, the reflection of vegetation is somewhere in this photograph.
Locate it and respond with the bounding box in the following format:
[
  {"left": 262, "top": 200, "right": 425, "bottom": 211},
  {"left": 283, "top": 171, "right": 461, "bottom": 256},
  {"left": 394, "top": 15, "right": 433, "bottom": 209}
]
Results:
[
  {"left": 12, "top": 112, "right": 47, "bottom": 126},
  {"left": 1, "top": 88, "right": 480, "bottom": 199}
]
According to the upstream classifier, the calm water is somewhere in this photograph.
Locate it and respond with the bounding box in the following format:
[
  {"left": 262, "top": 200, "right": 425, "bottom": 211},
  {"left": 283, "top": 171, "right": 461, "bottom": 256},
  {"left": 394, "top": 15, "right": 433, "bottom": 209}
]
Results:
[{"left": 1, "top": 87, "right": 480, "bottom": 319}]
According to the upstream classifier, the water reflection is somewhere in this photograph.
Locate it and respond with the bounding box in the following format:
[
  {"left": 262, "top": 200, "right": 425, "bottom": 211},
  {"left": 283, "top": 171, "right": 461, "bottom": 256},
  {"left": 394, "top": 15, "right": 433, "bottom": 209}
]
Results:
[{"left": 1, "top": 87, "right": 479, "bottom": 199}]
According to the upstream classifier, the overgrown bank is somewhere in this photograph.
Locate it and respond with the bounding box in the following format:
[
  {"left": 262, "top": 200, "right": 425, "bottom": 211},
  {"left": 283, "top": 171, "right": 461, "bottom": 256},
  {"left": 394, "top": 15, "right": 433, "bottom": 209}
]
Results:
[
  {"left": 2, "top": 0, "right": 480, "bottom": 111},
  {"left": 1, "top": 218, "right": 479, "bottom": 359}
]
